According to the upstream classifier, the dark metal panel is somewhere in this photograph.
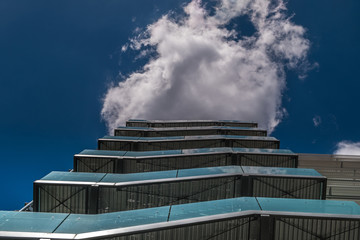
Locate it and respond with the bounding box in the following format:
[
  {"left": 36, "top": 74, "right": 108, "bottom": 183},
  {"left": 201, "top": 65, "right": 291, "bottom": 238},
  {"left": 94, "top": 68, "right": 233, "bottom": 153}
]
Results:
[
  {"left": 98, "top": 139, "right": 279, "bottom": 151},
  {"left": 274, "top": 217, "right": 360, "bottom": 240},
  {"left": 75, "top": 153, "right": 297, "bottom": 174},
  {"left": 260, "top": 215, "right": 274, "bottom": 240},
  {"left": 38, "top": 185, "right": 88, "bottom": 213},
  {"left": 75, "top": 157, "right": 115, "bottom": 173},
  {"left": 251, "top": 176, "right": 325, "bottom": 199},
  {"left": 97, "top": 177, "right": 239, "bottom": 213},
  {"left": 104, "top": 216, "right": 259, "bottom": 240}
]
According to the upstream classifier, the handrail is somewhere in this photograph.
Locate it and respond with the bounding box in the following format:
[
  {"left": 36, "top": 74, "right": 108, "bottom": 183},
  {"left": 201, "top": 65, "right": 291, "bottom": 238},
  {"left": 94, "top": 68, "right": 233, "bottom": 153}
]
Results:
[{"left": 19, "top": 200, "right": 33, "bottom": 212}]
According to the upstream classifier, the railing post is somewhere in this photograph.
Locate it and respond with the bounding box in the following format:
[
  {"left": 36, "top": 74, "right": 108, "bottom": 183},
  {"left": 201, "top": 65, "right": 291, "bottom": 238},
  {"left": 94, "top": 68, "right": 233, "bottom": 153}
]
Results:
[{"left": 260, "top": 214, "right": 274, "bottom": 240}]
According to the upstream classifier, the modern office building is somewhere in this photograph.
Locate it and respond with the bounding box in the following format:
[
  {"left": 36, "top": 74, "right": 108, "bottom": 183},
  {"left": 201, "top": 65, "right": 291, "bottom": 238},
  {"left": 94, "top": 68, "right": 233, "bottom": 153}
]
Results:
[{"left": 0, "top": 119, "right": 359, "bottom": 240}]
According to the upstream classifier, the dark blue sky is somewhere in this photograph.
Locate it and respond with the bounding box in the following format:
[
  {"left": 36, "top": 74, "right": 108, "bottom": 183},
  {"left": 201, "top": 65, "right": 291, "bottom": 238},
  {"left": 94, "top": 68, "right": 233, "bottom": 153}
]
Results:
[{"left": 0, "top": 0, "right": 359, "bottom": 210}]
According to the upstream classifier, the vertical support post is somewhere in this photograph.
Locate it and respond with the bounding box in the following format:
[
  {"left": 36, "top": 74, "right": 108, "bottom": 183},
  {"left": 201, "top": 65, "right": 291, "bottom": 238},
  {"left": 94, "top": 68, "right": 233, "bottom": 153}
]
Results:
[
  {"left": 260, "top": 214, "right": 274, "bottom": 240},
  {"left": 116, "top": 159, "right": 124, "bottom": 174},
  {"left": 33, "top": 183, "right": 39, "bottom": 212},
  {"left": 88, "top": 185, "right": 99, "bottom": 214},
  {"left": 294, "top": 155, "right": 299, "bottom": 168},
  {"left": 249, "top": 216, "right": 261, "bottom": 240},
  {"left": 322, "top": 178, "right": 327, "bottom": 200},
  {"left": 231, "top": 153, "right": 238, "bottom": 165},
  {"left": 241, "top": 176, "right": 251, "bottom": 196},
  {"left": 73, "top": 156, "right": 78, "bottom": 172}
]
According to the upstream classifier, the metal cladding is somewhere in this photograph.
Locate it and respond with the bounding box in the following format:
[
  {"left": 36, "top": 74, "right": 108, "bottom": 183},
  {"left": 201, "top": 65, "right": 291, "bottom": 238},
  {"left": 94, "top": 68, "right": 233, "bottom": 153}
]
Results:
[
  {"left": 114, "top": 126, "right": 267, "bottom": 137},
  {"left": 33, "top": 166, "right": 326, "bottom": 214},
  {"left": 97, "top": 135, "right": 280, "bottom": 151},
  {"left": 1, "top": 119, "right": 360, "bottom": 240},
  {"left": 1, "top": 197, "right": 360, "bottom": 240},
  {"left": 126, "top": 119, "right": 258, "bottom": 128},
  {"left": 74, "top": 148, "right": 298, "bottom": 173}
]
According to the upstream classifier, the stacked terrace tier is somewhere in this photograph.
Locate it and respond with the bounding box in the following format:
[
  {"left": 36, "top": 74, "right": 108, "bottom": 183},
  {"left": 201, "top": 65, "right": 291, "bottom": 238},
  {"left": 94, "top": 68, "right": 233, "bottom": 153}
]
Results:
[
  {"left": 3, "top": 119, "right": 360, "bottom": 240},
  {"left": 97, "top": 135, "right": 280, "bottom": 151},
  {"left": 34, "top": 166, "right": 326, "bottom": 214},
  {"left": 1, "top": 198, "right": 360, "bottom": 240},
  {"left": 115, "top": 126, "right": 267, "bottom": 137},
  {"left": 126, "top": 119, "right": 258, "bottom": 128},
  {"left": 74, "top": 148, "right": 298, "bottom": 173}
]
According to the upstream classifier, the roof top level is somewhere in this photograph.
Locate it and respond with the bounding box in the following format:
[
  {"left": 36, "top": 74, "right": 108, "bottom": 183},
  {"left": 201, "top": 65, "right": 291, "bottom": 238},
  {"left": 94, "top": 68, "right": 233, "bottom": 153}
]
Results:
[
  {"left": 115, "top": 126, "right": 267, "bottom": 137},
  {"left": 126, "top": 119, "right": 258, "bottom": 128}
]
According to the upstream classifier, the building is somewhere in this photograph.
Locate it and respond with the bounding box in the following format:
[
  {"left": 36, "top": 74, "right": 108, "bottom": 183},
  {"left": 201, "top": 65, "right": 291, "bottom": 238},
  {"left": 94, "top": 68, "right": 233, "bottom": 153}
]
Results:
[{"left": 0, "top": 119, "right": 359, "bottom": 239}]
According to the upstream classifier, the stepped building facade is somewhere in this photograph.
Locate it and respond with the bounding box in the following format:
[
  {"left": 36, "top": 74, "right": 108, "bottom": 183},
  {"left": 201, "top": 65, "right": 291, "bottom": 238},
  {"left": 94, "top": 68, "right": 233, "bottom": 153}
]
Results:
[{"left": 0, "top": 119, "right": 359, "bottom": 239}]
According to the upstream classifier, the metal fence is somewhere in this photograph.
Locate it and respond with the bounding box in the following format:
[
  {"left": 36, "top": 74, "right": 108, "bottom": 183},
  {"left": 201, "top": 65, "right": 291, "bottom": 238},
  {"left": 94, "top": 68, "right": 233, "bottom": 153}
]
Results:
[
  {"left": 115, "top": 127, "right": 267, "bottom": 137},
  {"left": 34, "top": 171, "right": 326, "bottom": 214},
  {"left": 75, "top": 151, "right": 297, "bottom": 173},
  {"left": 98, "top": 137, "right": 280, "bottom": 151},
  {"left": 126, "top": 120, "right": 258, "bottom": 128}
]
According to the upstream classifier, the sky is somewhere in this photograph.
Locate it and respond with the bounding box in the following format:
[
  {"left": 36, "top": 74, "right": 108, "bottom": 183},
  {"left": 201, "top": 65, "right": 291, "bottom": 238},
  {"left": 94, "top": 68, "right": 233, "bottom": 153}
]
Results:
[{"left": 0, "top": 0, "right": 359, "bottom": 210}]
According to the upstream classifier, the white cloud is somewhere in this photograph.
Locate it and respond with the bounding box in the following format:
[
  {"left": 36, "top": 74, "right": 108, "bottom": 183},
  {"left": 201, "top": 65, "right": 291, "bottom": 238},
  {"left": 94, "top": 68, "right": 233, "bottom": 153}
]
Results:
[
  {"left": 313, "top": 115, "right": 321, "bottom": 127},
  {"left": 101, "top": 0, "right": 310, "bottom": 133},
  {"left": 334, "top": 141, "right": 360, "bottom": 155}
]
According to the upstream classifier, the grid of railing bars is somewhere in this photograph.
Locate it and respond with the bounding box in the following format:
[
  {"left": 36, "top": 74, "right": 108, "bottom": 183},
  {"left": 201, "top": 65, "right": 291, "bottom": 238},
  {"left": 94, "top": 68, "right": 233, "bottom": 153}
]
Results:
[
  {"left": 97, "top": 138, "right": 280, "bottom": 151},
  {"left": 114, "top": 128, "right": 267, "bottom": 137},
  {"left": 36, "top": 184, "right": 88, "bottom": 214},
  {"left": 273, "top": 216, "right": 360, "bottom": 240},
  {"left": 126, "top": 120, "right": 258, "bottom": 128},
  {"left": 34, "top": 174, "right": 326, "bottom": 214},
  {"left": 74, "top": 152, "right": 298, "bottom": 173}
]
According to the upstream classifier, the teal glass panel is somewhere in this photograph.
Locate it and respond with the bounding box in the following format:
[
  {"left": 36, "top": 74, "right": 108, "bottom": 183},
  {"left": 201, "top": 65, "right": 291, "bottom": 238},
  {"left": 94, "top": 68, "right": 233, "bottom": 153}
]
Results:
[
  {"left": 258, "top": 197, "right": 360, "bottom": 215},
  {"left": 41, "top": 171, "right": 106, "bottom": 182},
  {"left": 185, "top": 135, "right": 276, "bottom": 140},
  {"left": 138, "top": 136, "right": 184, "bottom": 140},
  {"left": 182, "top": 147, "right": 232, "bottom": 154},
  {"left": 169, "top": 197, "right": 260, "bottom": 221},
  {"left": 55, "top": 206, "right": 170, "bottom": 234},
  {"left": 101, "top": 136, "right": 141, "bottom": 140},
  {"left": 232, "top": 148, "right": 294, "bottom": 154},
  {"left": 125, "top": 149, "right": 182, "bottom": 157},
  {"left": 241, "top": 166, "right": 322, "bottom": 177},
  {"left": 217, "top": 126, "right": 253, "bottom": 130},
  {"left": 147, "top": 126, "right": 255, "bottom": 130},
  {"left": 224, "top": 135, "right": 276, "bottom": 140},
  {"left": 184, "top": 135, "right": 223, "bottom": 140},
  {"left": 79, "top": 148, "right": 294, "bottom": 158},
  {"left": 0, "top": 211, "right": 68, "bottom": 232},
  {"left": 220, "top": 120, "right": 251, "bottom": 123},
  {"left": 103, "top": 135, "right": 276, "bottom": 141},
  {"left": 128, "top": 119, "right": 147, "bottom": 122},
  {"left": 0, "top": 211, "right": 18, "bottom": 221},
  {"left": 177, "top": 166, "right": 242, "bottom": 178},
  {"left": 78, "top": 149, "right": 127, "bottom": 157},
  {"left": 117, "top": 126, "right": 152, "bottom": 130},
  {"left": 102, "top": 170, "right": 178, "bottom": 183}
]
